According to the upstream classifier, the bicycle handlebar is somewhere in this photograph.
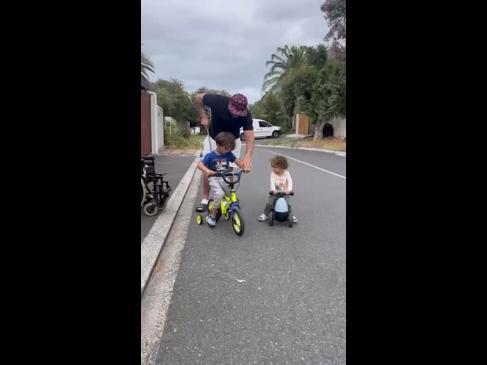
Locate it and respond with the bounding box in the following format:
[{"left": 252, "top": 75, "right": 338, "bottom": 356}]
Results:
[{"left": 212, "top": 169, "right": 243, "bottom": 184}]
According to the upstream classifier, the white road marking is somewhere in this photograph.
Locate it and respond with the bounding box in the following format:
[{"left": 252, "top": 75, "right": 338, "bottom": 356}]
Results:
[{"left": 264, "top": 150, "right": 346, "bottom": 180}]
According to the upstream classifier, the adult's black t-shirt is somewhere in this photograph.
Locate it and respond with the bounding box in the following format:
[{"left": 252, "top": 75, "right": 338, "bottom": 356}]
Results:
[{"left": 202, "top": 94, "right": 253, "bottom": 139}]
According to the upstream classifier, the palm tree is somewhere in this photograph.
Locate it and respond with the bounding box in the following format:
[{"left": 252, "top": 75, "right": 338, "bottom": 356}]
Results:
[
  {"left": 141, "top": 51, "right": 155, "bottom": 81},
  {"left": 262, "top": 45, "right": 308, "bottom": 94}
]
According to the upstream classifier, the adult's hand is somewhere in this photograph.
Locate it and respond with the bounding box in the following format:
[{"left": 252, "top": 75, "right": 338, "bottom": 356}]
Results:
[{"left": 241, "top": 155, "right": 252, "bottom": 172}]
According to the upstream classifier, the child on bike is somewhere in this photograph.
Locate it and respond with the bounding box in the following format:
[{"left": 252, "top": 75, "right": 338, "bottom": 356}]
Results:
[
  {"left": 197, "top": 132, "right": 245, "bottom": 227},
  {"left": 258, "top": 155, "right": 298, "bottom": 223}
]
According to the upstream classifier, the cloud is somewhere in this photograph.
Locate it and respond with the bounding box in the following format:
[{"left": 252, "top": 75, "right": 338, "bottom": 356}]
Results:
[{"left": 142, "top": 0, "right": 328, "bottom": 103}]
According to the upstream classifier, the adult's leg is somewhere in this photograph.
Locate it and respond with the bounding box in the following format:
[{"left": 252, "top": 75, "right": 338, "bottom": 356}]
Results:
[{"left": 196, "top": 136, "right": 216, "bottom": 212}]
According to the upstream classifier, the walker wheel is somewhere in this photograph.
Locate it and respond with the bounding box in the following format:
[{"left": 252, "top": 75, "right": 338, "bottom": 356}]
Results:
[{"left": 143, "top": 201, "right": 158, "bottom": 216}]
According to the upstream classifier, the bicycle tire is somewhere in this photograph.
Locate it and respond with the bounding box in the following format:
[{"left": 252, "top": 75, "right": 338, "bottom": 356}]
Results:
[{"left": 231, "top": 207, "right": 245, "bottom": 236}]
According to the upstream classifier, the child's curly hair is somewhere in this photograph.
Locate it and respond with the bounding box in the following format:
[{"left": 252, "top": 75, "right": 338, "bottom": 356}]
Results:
[{"left": 270, "top": 155, "right": 288, "bottom": 169}]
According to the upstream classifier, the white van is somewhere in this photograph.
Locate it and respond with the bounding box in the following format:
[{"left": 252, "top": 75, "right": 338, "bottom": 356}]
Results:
[{"left": 240, "top": 119, "right": 281, "bottom": 140}]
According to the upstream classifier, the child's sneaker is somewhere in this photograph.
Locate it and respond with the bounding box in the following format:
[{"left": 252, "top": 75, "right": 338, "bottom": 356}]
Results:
[
  {"left": 196, "top": 199, "right": 209, "bottom": 212},
  {"left": 206, "top": 215, "right": 216, "bottom": 227},
  {"left": 292, "top": 216, "right": 298, "bottom": 223},
  {"left": 258, "top": 213, "right": 267, "bottom": 222}
]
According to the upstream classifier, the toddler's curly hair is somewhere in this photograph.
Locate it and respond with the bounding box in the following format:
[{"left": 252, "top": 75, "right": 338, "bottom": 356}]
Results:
[{"left": 270, "top": 155, "right": 288, "bottom": 169}]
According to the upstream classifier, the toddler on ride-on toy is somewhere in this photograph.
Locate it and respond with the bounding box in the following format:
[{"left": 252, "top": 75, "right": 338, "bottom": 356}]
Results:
[{"left": 258, "top": 155, "right": 298, "bottom": 227}]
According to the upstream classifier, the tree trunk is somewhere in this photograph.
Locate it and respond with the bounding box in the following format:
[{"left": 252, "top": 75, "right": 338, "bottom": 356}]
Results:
[{"left": 313, "top": 121, "right": 326, "bottom": 141}]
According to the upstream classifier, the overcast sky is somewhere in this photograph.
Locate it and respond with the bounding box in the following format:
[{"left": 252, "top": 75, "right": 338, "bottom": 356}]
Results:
[{"left": 142, "top": 0, "right": 328, "bottom": 104}]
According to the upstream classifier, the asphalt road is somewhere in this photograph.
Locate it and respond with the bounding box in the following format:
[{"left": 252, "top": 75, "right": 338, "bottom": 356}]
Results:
[{"left": 154, "top": 146, "right": 346, "bottom": 364}]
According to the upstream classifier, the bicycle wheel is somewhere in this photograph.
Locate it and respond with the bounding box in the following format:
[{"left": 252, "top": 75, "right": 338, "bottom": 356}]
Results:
[
  {"left": 231, "top": 207, "right": 245, "bottom": 236},
  {"left": 208, "top": 200, "right": 221, "bottom": 222}
]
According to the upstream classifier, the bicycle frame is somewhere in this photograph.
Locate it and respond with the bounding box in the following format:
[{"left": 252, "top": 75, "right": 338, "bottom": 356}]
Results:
[
  {"left": 210, "top": 169, "right": 242, "bottom": 220},
  {"left": 220, "top": 190, "right": 240, "bottom": 220},
  {"left": 198, "top": 169, "right": 245, "bottom": 235}
]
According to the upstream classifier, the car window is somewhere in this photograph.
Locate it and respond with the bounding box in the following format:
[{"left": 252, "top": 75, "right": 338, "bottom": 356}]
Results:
[{"left": 259, "top": 121, "right": 269, "bottom": 128}]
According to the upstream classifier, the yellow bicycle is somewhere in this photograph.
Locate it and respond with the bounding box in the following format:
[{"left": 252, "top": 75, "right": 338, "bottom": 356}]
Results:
[{"left": 196, "top": 168, "right": 245, "bottom": 236}]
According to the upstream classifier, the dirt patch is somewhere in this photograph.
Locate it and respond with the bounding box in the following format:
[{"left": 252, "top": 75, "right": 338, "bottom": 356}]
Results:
[
  {"left": 265, "top": 136, "right": 346, "bottom": 151},
  {"left": 298, "top": 137, "right": 346, "bottom": 151}
]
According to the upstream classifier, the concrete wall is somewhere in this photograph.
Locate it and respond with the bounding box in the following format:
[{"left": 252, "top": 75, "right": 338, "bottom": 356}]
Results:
[
  {"left": 330, "top": 117, "right": 346, "bottom": 138},
  {"left": 156, "top": 105, "right": 164, "bottom": 152},
  {"left": 147, "top": 92, "right": 165, "bottom": 154},
  {"left": 148, "top": 92, "right": 158, "bottom": 154},
  {"left": 141, "top": 90, "right": 152, "bottom": 156}
]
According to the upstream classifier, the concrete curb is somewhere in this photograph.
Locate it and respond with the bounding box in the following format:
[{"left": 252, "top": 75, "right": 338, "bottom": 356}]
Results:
[
  {"left": 245, "top": 143, "right": 346, "bottom": 157},
  {"left": 141, "top": 156, "right": 200, "bottom": 295},
  {"left": 141, "top": 168, "right": 202, "bottom": 365}
]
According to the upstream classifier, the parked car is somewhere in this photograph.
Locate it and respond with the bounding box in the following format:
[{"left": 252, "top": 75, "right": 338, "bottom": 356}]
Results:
[{"left": 240, "top": 119, "right": 281, "bottom": 140}]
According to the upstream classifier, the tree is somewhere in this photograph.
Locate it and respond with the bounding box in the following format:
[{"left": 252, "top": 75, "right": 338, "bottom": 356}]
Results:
[
  {"left": 306, "top": 44, "right": 328, "bottom": 70},
  {"left": 153, "top": 79, "right": 197, "bottom": 137},
  {"left": 258, "top": 44, "right": 329, "bottom": 130},
  {"left": 263, "top": 45, "right": 308, "bottom": 94},
  {"left": 193, "top": 87, "right": 231, "bottom": 97},
  {"left": 251, "top": 92, "right": 287, "bottom": 129},
  {"left": 321, "top": 0, "right": 346, "bottom": 61},
  {"left": 259, "top": 43, "right": 344, "bottom": 138},
  {"left": 279, "top": 65, "right": 319, "bottom": 121},
  {"left": 306, "top": 58, "right": 346, "bottom": 140},
  {"left": 141, "top": 51, "right": 155, "bottom": 81}
]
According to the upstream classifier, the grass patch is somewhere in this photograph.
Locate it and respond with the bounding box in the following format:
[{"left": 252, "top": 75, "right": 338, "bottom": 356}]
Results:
[
  {"left": 265, "top": 138, "right": 299, "bottom": 147},
  {"left": 165, "top": 133, "right": 205, "bottom": 149}
]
